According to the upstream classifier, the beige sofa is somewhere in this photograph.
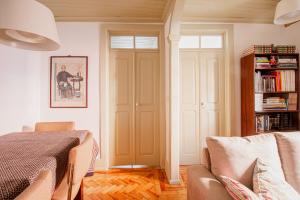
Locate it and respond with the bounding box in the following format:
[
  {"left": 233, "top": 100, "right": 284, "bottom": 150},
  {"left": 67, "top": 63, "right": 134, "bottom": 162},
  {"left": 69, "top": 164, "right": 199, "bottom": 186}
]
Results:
[{"left": 187, "top": 132, "right": 300, "bottom": 200}]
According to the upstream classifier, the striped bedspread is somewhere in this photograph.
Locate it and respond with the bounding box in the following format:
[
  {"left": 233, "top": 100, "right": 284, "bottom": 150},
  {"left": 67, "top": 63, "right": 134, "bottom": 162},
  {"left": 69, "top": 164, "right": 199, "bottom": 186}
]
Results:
[{"left": 0, "top": 130, "right": 99, "bottom": 200}]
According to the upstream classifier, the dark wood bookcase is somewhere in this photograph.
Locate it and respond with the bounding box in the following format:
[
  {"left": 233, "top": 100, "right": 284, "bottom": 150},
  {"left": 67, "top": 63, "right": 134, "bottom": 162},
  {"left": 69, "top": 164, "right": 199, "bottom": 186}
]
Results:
[{"left": 241, "top": 53, "right": 300, "bottom": 136}]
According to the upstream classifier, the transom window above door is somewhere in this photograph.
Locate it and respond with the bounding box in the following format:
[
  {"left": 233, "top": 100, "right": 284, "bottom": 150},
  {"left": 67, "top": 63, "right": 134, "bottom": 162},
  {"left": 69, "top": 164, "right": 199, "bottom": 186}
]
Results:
[
  {"left": 110, "top": 35, "right": 158, "bottom": 49},
  {"left": 179, "top": 35, "right": 223, "bottom": 49}
]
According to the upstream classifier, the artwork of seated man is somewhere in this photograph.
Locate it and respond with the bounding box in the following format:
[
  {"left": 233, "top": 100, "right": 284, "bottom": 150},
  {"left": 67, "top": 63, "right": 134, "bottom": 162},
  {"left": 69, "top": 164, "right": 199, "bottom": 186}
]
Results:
[{"left": 56, "top": 65, "right": 74, "bottom": 98}]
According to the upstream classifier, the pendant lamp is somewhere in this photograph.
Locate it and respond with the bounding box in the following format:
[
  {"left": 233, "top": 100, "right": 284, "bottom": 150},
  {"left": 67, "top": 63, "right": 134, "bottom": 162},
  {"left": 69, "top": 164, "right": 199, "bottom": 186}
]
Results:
[
  {"left": 274, "top": 0, "right": 300, "bottom": 25},
  {"left": 0, "top": 0, "right": 60, "bottom": 51}
]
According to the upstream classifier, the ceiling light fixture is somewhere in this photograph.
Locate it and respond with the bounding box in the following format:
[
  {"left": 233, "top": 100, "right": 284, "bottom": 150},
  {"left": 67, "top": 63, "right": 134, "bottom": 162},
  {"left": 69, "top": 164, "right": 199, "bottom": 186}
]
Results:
[
  {"left": 274, "top": 0, "right": 300, "bottom": 25},
  {"left": 0, "top": 0, "right": 61, "bottom": 51}
]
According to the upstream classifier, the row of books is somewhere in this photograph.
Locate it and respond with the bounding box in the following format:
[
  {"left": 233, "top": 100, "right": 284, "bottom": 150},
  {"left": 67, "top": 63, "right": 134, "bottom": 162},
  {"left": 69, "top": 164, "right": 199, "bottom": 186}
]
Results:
[
  {"left": 256, "top": 113, "right": 293, "bottom": 133},
  {"left": 263, "top": 97, "right": 287, "bottom": 110},
  {"left": 243, "top": 45, "right": 272, "bottom": 56},
  {"left": 255, "top": 93, "right": 297, "bottom": 111},
  {"left": 256, "top": 57, "right": 269, "bottom": 63},
  {"left": 256, "top": 57, "right": 298, "bottom": 69},
  {"left": 278, "top": 58, "right": 297, "bottom": 64},
  {"left": 277, "top": 58, "right": 297, "bottom": 68},
  {"left": 243, "top": 45, "right": 296, "bottom": 56},
  {"left": 255, "top": 70, "right": 295, "bottom": 92},
  {"left": 256, "top": 57, "right": 271, "bottom": 68},
  {"left": 276, "top": 45, "right": 296, "bottom": 54},
  {"left": 255, "top": 96, "right": 287, "bottom": 111}
]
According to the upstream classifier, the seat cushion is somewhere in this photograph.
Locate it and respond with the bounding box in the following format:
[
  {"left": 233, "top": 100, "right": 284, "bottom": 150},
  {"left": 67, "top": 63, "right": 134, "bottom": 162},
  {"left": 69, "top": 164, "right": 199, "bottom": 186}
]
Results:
[
  {"left": 253, "top": 158, "right": 300, "bottom": 200},
  {"left": 206, "top": 134, "right": 284, "bottom": 189},
  {"left": 275, "top": 132, "right": 300, "bottom": 193}
]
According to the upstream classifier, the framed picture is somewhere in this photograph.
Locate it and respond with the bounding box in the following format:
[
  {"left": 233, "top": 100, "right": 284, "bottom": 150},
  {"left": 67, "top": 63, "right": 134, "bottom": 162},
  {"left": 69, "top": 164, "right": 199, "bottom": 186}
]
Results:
[{"left": 50, "top": 56, "right": 88, "bottom": 108}]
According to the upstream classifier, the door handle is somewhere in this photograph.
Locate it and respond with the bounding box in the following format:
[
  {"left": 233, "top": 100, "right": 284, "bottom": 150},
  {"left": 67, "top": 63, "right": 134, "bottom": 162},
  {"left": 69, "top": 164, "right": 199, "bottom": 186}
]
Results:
[
  {"left": 200, "top": 102, "right": 205, "bottom": 106},
  {"left": 136, "top": 103, "right": 139, "bottom": 107}
]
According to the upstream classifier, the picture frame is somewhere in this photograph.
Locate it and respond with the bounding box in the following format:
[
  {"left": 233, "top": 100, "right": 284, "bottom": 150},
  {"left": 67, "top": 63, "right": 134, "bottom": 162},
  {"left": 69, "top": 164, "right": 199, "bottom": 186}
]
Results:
[{"left": 50, "top": 56, "right": 88, "bottom": 108}]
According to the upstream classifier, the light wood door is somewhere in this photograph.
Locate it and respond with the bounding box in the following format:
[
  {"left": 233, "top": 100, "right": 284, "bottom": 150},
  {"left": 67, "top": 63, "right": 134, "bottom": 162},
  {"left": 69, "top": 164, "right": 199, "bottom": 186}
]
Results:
[
  {"left": 135, "top": 52, "right": 160, "bottom": 166},
  {"left": 180, "top": 50, "right": 225, "bottom": 165},
  {"left": 110, "top": 51, "right": 160, "bottom": 166}
]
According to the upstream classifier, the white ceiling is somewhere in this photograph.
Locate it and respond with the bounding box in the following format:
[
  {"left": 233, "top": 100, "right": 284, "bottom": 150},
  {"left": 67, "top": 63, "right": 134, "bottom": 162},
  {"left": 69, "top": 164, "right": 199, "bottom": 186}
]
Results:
[{"left": 38, "top": 0, "right": 280, "bottom": 24}]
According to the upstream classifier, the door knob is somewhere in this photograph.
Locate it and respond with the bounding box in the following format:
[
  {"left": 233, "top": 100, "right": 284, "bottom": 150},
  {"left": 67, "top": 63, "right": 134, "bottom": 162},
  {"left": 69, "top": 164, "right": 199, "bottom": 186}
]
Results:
[
  {"left": 136, "top": 103, "right": 139, "bottom": 106},
  {"left": 201, "top": 102, "right": 205, "bottom": 106}
]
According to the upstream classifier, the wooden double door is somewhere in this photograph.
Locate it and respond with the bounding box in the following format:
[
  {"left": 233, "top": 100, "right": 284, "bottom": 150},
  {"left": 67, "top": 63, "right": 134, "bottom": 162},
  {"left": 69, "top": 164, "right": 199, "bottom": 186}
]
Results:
[
  {"left": 110, "top": 50, "right": 160, "bottom": 167},
  {"left": 180, "top": 50, "right": 225, "bottom": 165}
]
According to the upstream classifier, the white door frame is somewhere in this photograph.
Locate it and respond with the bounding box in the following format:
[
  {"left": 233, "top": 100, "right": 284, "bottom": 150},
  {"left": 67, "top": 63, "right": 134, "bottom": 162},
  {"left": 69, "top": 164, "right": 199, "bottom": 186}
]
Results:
[{"left": 99, "top": 24, "right": 165, "bottom": 169}]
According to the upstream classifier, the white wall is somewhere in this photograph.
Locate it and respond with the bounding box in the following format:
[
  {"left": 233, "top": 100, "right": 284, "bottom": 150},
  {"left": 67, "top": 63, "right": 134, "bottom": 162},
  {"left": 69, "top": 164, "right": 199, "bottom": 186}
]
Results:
[
  {"left": 0, "top": 45, "right": 41, "bottom": 134},
  {"left": 40, "top": 22, "right": 101, "bottom": 144},
  {"left": 233, "top": 23, "right": 300, "bottom": 136}
]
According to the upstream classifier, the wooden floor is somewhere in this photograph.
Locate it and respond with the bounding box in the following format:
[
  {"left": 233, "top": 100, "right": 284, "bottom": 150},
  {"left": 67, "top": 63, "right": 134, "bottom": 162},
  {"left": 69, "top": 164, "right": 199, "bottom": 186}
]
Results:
[{"left": 83, "top": 166, "right": 187, "bottom": 200}]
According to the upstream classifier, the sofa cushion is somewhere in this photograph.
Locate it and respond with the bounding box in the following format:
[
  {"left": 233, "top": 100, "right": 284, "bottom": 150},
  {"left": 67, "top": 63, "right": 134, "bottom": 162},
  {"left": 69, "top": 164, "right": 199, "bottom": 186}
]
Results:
[
  {"left": 253, "top": 158, "right": 300, "bottom": 200},
  {"left": 275, "top": 132, "right": 300, "bottom": 193},
  {"left": 219, "top": 175, "right": 259, "bottom": 200},
  {"left": 206, "top": 134, "right": 284, "bottom": 189}
]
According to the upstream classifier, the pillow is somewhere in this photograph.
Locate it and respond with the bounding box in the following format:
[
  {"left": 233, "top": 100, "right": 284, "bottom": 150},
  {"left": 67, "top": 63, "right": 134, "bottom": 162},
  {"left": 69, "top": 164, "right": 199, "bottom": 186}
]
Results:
[
  {"left": 275, "top": 132, "right": 300, "bottom": 193},
  {"left": 219, "top": 175, "right": 259, "bottom": 200},
  {"left": 206, "top": 134, "right": 284, "bottom": 189},
  {"left": 253, "top": 159, "right": 300, "bottom": 200}
]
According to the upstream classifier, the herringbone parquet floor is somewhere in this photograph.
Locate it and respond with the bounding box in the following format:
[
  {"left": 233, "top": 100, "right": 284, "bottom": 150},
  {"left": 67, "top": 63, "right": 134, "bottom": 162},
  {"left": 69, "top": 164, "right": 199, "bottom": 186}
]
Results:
[{"left": 83, "top": 166, "right": 187, "bottom": 200}]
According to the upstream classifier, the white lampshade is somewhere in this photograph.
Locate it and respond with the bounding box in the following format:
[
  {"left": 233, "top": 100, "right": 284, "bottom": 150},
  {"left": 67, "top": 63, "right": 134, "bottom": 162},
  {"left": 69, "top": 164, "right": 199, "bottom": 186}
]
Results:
[
  {"left": 0, "top": 0, "right": 60, "bottom": 51},
  {"left": 274, "top": 0, "right": 300, "bottom": 25}
]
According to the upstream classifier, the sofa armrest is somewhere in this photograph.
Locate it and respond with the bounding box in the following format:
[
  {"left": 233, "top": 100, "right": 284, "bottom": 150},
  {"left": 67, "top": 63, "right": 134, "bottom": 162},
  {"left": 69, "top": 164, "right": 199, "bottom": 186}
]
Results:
[{"left": 187, "top": 165, "right": 231, "bottom": 200}]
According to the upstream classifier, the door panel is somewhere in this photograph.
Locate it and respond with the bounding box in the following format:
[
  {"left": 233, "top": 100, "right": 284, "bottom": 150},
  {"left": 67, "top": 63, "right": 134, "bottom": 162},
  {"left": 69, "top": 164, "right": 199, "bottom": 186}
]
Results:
[
  {"left": 115, "top": 112, "right": 130, "bottom": 155},
  {"left": 207, "top": 58, "right": 219, "bottom": 104},
  {"left": 135, "top": 52, "right": 160, "bottom": 166},
  {"left": 138, "top": 59, "right": 155, "bottom": 105},
  {"left": 182, "top": 111, "right": 197, "bottom": 154},
  {"left": 139, "top": 111, "right": 155, "bottom": 155},
  {"left": 110, "top": 51, "right": 134, "bottom": 166},
  {"left": 180, "top": 52, "right": 200, "bottom": 165}
]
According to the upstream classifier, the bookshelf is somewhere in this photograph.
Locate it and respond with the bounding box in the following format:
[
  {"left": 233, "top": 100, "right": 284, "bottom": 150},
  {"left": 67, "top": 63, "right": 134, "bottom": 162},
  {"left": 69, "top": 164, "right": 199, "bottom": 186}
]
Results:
[{"left": 241, "top": 53, "right": 299, "bottom": 136}]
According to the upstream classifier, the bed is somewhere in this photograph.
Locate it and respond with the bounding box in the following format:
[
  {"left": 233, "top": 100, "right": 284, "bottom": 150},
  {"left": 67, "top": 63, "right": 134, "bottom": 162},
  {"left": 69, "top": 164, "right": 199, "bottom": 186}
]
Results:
[{"left": 0, "top": 130, "right": 98, "bottom": 200}]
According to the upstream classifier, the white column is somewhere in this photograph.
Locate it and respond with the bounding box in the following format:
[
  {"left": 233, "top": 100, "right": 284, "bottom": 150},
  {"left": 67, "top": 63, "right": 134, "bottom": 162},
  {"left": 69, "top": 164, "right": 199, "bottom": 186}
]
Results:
[{"left": 168, "top": 34, "right": 181, "bottom": 184}]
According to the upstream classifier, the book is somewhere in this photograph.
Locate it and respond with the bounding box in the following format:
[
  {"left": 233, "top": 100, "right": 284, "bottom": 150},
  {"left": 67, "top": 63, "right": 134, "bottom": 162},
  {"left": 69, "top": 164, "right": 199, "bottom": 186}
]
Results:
[
  {"left": 255, "top": 94, "right": 263, "bottom": 111},
  {"left": 256, "top": 115, "right": 265, "bottom": 133},
  {"left": 288, "top": 93, "right": 298, "bottom": 110}
]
